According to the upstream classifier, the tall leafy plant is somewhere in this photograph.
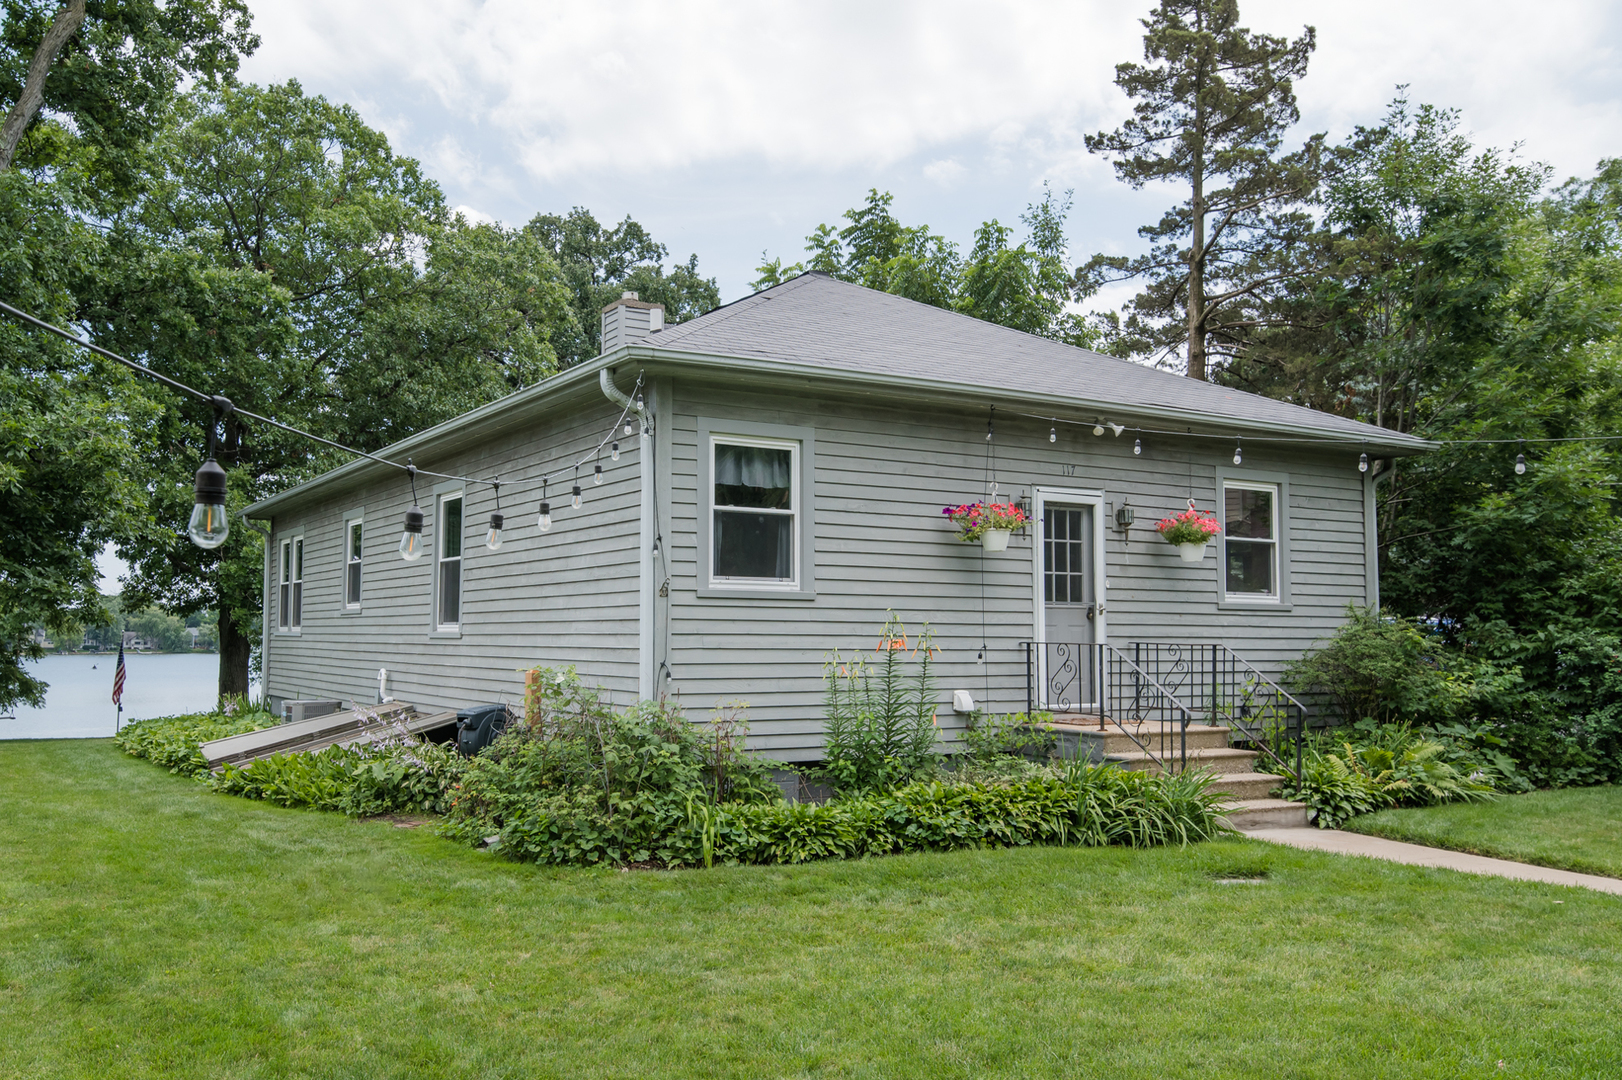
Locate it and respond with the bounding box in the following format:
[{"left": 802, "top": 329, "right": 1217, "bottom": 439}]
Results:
[{"left": 819, "top": 613, "right": 940, "bottom": 793}]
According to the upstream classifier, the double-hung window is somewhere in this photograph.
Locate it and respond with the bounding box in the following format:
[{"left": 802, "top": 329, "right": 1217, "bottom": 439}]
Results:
[
  {"left": 710, "top": 436, "right": 797, "bottom": 587},
  {"left": 278, "top": 537, "right": 303, "bottom": 630},
  {"left": 1223, "top": 482, "right": 1279, "bottom": 600},
  {"left": 344, "top": 520, "right": 363, "bottom": 608},
  {"left": 436, "top": 493, "right": 463, "bottom": 629}
]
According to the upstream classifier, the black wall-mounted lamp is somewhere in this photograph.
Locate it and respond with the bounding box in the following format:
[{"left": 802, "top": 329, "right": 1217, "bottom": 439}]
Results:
[{"left": 1115, "top": 501, "right": 1135, "bottom": 532}]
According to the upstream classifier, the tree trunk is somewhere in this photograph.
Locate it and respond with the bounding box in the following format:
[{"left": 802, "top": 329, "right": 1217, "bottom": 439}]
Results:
[
  {"left": 1186, "top": 30, "right": 1208, "bottom": 383},
  {"left": 0, "top": 0, "right": 87, "bottom": 171},
  {"left": 218, "top": 604, "right": 252, "bottom": 703}
]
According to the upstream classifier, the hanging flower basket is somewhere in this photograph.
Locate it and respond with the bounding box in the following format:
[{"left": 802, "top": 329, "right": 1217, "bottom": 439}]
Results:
[
  {"left": 1156, "top": 501, "right": 1221, "bottom": 561},
  {"left": 943, "top": 501, "right": 1026, "bottom": 550}
]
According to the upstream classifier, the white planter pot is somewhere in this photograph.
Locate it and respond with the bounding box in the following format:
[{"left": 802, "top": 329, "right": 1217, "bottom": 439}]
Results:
[
  {"left": 981, "top": 529, "right": 1012, "bottom": 552},
  {"left": 1174, "top": 540, "right": 1209, "bottom": 562}
]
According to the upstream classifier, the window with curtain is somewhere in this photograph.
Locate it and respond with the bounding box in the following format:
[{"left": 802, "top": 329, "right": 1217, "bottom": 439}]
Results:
[
  {"left": 437, "top": 495, "right": 462, "bottom": 627},
  {"left": 345, "top": 520, "right": 363, "bottom": 608},
  {"left": 711, "top": 437, "right": 796, "bottom": 584},
  {"left": 1224, "top": 482, "right": 1278, "bottom": 598}
]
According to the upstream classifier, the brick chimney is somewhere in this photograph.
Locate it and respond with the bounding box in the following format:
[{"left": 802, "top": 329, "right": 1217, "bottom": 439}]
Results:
[{"left": 600, "top": 291, "right": 666, "bottom": 354}]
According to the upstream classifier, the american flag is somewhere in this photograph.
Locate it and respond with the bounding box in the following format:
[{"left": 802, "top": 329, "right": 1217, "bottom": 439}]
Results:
[{"left": 112, "top": 642, "right": 126, "bottom": 707}]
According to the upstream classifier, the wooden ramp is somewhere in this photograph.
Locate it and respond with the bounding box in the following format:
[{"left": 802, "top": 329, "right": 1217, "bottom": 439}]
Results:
[{"left": 200, "top": 703, "right": 459, "bottom": 770}]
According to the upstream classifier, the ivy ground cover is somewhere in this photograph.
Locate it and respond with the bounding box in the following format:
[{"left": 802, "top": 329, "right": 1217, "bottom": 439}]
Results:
[
  {"left": 1346, "top": 784, "right": 1622, "bottom": 879},
  {"left": 3, "top": 740, "right": 1620, "bottom": 1079}
]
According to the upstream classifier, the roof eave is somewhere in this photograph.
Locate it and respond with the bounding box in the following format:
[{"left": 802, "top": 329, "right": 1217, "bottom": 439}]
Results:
[
  {"left": 242, "top": 352, "right": 629, "bottom": 518},
  {"left": 628, "top": 343, "right": 1436, "bottom": 454},
  {"left": 245, "top": 338, "right": 1431, "bottom": 518}
]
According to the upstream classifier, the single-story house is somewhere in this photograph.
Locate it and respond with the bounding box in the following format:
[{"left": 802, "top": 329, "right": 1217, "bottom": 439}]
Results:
[{"left": 246, "top": 272, "right": 1429, "bottom": 761}]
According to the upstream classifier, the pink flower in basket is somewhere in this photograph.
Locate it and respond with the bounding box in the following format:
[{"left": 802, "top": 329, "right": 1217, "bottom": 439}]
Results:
[
  {"left": 1156, "top": 502, "right": 1222, "bottom": 546},
  {"left": 943, "top": 501, "right": 1026, "bottom": 543}
]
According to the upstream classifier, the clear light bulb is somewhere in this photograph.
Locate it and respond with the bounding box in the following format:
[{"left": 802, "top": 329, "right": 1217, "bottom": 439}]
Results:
[
  {"left": 1515, "top": 454, "right": 1527, "bottom": 475},
  {"left": 652, "top": 535, "right": 661, "bottom": 557},
  {"left": 399, "top": 506, "right": 424, "bottom": 560},
  {"left": 1133, "top": 438, "right": 1142, "bottom": 456},
  {"left": 188, "top": 458, "right": 230, "bottom": 549},
  {"left": 1359, "top": 452, "right": 1369, "bottom": 473},
  {"left": 611, "top": 441, "right": 620, "bottom": 462},
  {"left": 1093, "top": 423, "right": 1105, "bottom": 436},
  {"left": 1233, "top": 448, "right": 1243, "bottom": 465},
  {"left": 624, "top": 420, "right": 634, "bottom": 436},
  {"left": 594, "top": 463, "right": 603, "bottom": 485},
  {"left": 571, "top": 484, "right": 582, "bottom": 509},
  {"left": 486, "top": 513, "right": 504, "bottom": 551},
  {"left": 188, "top": 501, "right": 230, "bottom": 549},
  {"left": 1110, "top": 423, "right": 1125, "bottom": 437},
  {"left": 538, "top": 501, "right": 552, "bottom": 531},
  {"left": 1049, "top": 427, "right": 1057, "bottom": 443}
]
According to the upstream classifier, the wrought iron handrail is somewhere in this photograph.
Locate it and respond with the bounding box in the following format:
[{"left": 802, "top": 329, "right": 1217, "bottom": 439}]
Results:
[
  {"left": 1021, "top": 641, "right": 1198, "bottom": 776},
  {"left": 1126, "top": 642, "right": 1305, "bottom": 782}
]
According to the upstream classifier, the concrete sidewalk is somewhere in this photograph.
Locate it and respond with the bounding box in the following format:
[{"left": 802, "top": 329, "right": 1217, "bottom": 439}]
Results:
[{"left": 1241, "top": 827, "right": 1622, "bottom": 896}]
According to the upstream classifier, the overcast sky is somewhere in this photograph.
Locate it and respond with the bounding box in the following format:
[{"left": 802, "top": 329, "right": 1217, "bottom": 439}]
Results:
[
  {"left": 97, "top": 0, "right": 1622, "bottom": 590},
  {"left": 234, "top": 0, "right": 1620, "bottom": 302}
]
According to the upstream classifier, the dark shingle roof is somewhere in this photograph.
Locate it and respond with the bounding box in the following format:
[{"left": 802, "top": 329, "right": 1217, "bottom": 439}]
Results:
[{"left": 649, "top": 272, "right": 1425, "bottom": 449}]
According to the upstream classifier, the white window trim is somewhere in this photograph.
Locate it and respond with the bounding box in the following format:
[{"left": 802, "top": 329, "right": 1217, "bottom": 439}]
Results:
[
  {"left": 434, "top": 490, "right": 464, "bottom": 632},
  {"left": 277, "top": 532, "right": 304, "bottom": 633},
  {"left": 1221, "top": 479, "right": 1283, "bottom": 604},
  {"left": 707, "top": 433, "right": 801, "bottom": 591},
  {"left": 342, "top": 511, "right": 363, "bottom": 612}
]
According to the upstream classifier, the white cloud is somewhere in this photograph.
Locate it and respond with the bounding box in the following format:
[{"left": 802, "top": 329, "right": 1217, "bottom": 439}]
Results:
[
  {"left": 452, "top": 204, "right": 498, "bottom": 227},
  {"left": 238, "top": 0, "right": 1622, "bottom": 296}
]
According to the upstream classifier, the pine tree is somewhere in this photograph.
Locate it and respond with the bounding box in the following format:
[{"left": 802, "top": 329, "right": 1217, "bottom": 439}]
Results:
[{"left": 1079, "top": 0, "right": 1321, "bottom": 380}]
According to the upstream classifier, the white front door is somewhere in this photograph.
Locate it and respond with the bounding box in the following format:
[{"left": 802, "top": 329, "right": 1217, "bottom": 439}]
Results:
[{"left": 1031, "top": 489, "right": 1107, "bottom": 711}]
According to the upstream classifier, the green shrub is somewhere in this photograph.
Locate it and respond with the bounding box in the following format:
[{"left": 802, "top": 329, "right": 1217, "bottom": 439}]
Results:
[
  {"left": 1285, "top": 608, "right": 1455, "bottom": 725},
  {"left": 440, "top": 668, "right": 784, "bottom": 865},
  {"left": 114, "top": 704, "right": 280, "bottom": 776},
  {"left": 478, "top": 762, "right": 1230, "bottom": 869},
  {"left": 959, "top": 710, "right": 1057, "bottom": 761},
  {"left": 211, "top": 740, "right": 467, "bottom": 816},
  {"left": 818, "top": 613, "right": 941, "bottom": 793}
]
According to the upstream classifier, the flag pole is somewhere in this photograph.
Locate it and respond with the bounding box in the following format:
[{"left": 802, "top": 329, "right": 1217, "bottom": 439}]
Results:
[{"left": 112, "top": 640, "right": 127, "bottom": 735}]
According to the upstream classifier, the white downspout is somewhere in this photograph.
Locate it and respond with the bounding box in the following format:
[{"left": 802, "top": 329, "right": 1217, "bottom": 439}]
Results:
[
  {"left": 240, "top": 514, "right": 272, "bottom": 705},
  {"left": 601, "top": 368, "right": 654, "bottom": 699}
]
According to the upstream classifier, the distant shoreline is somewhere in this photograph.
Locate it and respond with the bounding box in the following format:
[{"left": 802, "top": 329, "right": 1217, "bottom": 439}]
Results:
[{"left": 44, "top": 651, "right": 220, "bottom": 658}]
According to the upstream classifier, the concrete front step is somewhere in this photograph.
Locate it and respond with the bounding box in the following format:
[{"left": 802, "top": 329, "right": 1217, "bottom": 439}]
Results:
[
  {"left": 1204, "top": 771, "right": 1286, "bottom": 800},
  {"left": 1050, "top": 724, "right": 1233, "bottom": 754},
  {"left": 1107, "top": 746, "right": 1259, "bottom": 775},
  {"left": 1221, "top": 798, "right": 1310, "bottom": 830}
]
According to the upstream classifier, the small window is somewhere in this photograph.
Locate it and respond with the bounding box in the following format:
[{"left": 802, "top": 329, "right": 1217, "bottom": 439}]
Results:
[
  {"left": 279, "top": 537, "right": 303, "bottom": 630},
  {"left": 1224, "top": 483, "right": 1278, "bottom": 599},
  {"left": 436, "top": 494, "right": 463, "bottom": 628},
  {"left": 344, "top": 520, "right": 363, "bottom": 608},
  {"left": 711, "top": 437, "right": 797, "bottom": 585}
]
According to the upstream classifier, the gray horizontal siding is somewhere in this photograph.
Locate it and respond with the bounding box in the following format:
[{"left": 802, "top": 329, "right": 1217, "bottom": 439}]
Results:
[
  {"left": 264, "top": 396, "right": 643, "bottom": 715},
  {"left": 664, "top": 380, "right": 1368, "bottom": 761}
]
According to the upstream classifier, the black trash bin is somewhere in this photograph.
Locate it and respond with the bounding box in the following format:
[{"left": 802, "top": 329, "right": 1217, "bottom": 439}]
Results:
[{"left": 455, "top": 703, "right": 512, "bottom": 756}]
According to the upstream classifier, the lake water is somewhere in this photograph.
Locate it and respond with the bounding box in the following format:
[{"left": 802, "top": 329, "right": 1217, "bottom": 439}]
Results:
[{"left": 1, "top": 653, "right": 260, "bottom": 740}]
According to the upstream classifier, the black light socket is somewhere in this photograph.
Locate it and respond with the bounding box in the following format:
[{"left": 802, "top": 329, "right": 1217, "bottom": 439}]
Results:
[
  {"left": 193, "top": 457, "right": 228, "bottom": 503},
  {"left": 403, "top": 505, "right": 424, "bottom": 533},
  {"left": 488, "top": 512, "right": 504, "bottom": 531}
]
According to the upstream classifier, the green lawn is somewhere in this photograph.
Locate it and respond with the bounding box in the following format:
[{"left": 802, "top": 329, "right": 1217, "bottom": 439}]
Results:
[
  {"left": 1346, "top": 785, "right": 1622, "bottom": 880},
  {"left": 2, "top": 742, "right": 1620, "bottom": 1079}
]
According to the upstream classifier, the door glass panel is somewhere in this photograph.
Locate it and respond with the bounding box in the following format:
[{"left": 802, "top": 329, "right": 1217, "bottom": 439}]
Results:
[{"left": 1044, "top": 509, "right": 1087, "bottom": 606}]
